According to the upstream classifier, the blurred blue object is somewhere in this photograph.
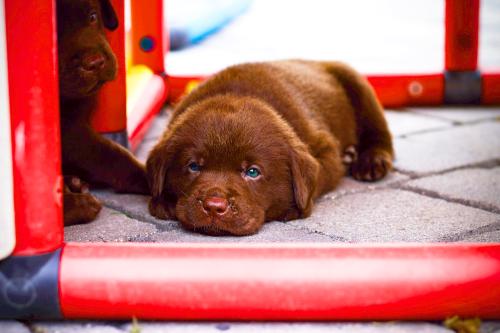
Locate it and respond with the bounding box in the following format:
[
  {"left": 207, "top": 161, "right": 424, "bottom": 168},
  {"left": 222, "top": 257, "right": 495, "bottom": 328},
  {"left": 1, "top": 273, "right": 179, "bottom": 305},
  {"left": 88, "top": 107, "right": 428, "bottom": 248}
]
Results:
[{"left": 167, "top": 0, "right": 253, "bottom": 50}]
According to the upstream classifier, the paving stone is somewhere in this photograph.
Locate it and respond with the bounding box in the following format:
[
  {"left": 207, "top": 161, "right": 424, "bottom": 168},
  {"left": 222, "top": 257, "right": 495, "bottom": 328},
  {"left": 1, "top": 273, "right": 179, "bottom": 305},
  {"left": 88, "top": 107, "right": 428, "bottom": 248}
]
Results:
[
  {"left": 410, "top": 107, "right": 500, "bottom": 124},
  {"left": 92, "top": 189, "right": 153, "bottom": 219},
  {"left": 318, "top": 172, "right": 409, "bottom": 201},
  {"left": 447, "top": 220, "right": 500, "bottom": 242},
  {"left": 287, "top": 189, "right": 500, "bottom": 242},
  {"left": 148, "top": 220, "right": 337, "bottom": 242},
  {"left": 91, "top": 190, "right": 173, "bottom": 227},
  {"left": 405, "top": 167, "right": 500, "bottom": 213},
  {"left": 461, "top": 229, "right": 500, "bottom": 242},
  {"left": 481, "top": 321, "right": 500, "bottom": 333},
  {"left": 121, "top": 321, "right": 452, "bottom": 333},
  {"left": 0, "top": 321, "right": 31, "bottom": 333},
  {"left": 393, "top": 122, "right": 500, "bottom": 174},
  {"left": 64, "top": 207, "right": 158, "bottom": 242},
  {"left": 30, "top": 322, "right": 126, "bottom": 333},
  {"left": 384, "top": 110, "right": 451, "bottom": 137}
]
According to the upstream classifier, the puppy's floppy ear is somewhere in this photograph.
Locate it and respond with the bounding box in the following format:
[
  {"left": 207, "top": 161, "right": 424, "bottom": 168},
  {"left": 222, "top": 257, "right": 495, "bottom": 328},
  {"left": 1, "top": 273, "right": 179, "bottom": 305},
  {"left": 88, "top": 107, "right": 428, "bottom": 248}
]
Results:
[
  {"left": 99, "top": 0, "right": 118, "bottom": 31},
  {"left": 146, "top": 141, "right": 175, "bottom": 199},
  {"left": 146, "top": 138, "right": 180, "bottom": 220},
  {"left": 290, "top": 144, "right": 320, "bottom": 217}
]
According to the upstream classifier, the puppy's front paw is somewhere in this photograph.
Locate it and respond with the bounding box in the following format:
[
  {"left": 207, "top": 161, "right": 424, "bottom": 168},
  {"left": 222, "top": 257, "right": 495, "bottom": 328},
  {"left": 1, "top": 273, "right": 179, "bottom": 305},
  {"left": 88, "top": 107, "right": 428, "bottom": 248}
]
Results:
[
  {"left": 64, "top": 175, "right": 90, "bottom": 193},
  {"left": 350, "top": 149, "right": 392, "bottom": 182},
  {"left": 148, "top": 197, "right": 175, "bottom": 220},
  {"left": 64, "top": 192, "right": 102, "bottom": 226}
]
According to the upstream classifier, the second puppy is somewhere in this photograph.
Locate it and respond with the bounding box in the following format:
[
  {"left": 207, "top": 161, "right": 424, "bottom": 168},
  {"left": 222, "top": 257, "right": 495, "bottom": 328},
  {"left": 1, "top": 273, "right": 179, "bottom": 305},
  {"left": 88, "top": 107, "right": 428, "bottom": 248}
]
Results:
[{"left": 57, "top": 0, "right": 149, "bottom": 225}]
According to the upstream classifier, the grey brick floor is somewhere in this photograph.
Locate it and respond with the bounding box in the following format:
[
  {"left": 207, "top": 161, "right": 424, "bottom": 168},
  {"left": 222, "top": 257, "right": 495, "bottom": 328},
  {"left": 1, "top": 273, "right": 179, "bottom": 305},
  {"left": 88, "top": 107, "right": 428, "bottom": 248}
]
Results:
[
  {"left": 66, "top": 107, "right": 500, "bottom": 244},
  {"left": 10, "top": 107, "right": 495, "bottom": 333}
]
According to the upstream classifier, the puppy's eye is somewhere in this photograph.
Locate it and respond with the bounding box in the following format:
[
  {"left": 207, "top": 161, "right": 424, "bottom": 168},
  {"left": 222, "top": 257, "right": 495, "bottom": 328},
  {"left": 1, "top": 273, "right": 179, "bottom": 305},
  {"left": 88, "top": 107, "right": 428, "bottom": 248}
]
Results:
[
  {"left": 89, "top": 11, "right": 98, "bottom": 24},
  {"left": 245, "top": 167, "right": 261, "bottom": 179},
  {"left": 188, "top": 162, "right": 201, "bottom": 172}
]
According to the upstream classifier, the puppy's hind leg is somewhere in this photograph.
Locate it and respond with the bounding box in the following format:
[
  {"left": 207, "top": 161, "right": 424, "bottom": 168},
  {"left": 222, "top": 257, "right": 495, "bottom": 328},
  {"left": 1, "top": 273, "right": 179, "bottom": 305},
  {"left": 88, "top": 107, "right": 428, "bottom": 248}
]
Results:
[{"left": 324, "top": 62, "right": 394, "bottom": 182}]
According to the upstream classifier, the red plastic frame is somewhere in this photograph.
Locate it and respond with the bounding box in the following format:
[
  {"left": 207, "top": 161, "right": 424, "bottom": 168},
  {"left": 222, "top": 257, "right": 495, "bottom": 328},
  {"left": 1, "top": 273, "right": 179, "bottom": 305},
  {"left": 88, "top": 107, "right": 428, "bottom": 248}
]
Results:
[
  {"left": 3, "top": 0, "right": 500, "bottom": 320},
  {"left": 60, "top": 243, "right": 500, "bottom": 320}
]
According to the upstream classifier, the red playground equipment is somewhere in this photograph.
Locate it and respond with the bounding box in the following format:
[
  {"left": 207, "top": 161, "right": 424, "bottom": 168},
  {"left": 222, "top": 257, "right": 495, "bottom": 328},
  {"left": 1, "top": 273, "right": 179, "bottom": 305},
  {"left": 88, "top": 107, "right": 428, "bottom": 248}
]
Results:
[{"left": 1, "top": 0, "right": 500, "bottom": 320}]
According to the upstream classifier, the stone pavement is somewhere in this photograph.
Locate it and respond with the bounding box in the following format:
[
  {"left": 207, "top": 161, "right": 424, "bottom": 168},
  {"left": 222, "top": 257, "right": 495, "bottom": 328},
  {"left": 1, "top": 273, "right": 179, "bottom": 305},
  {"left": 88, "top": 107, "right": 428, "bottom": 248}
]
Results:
[
  {"left": 66, "top": 107, "right": 500, "bottom": 244},
  {"left": 3, "top": 107, "right": 497, "bottom": 333}
]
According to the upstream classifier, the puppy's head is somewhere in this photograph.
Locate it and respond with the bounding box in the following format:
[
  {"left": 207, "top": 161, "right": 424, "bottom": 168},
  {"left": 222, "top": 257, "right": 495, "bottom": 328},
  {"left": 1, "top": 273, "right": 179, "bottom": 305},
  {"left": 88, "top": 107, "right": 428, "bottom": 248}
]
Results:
[
  {"left": 147, "top": 95, "right": 319, "bottom": 236},
  {"left": 56, "top": 0, "right": 118, "bottom": 99}
]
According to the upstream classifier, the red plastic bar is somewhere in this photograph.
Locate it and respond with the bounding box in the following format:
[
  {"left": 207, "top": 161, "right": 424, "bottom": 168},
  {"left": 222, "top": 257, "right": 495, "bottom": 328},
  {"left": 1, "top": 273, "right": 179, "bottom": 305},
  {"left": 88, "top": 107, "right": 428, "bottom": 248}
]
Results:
[
  {"left": 5, "top": 0, "right": 64, "bottom": 255},
  {"left": 482, "top": 73, "right": 500, "bottom": 105},
  {"left": 128, "top": 74, "right": 168, "bottom": 151},
  {"left": 131, "top": 0, "right": 168, "bottom": 73},
  {"left": 92, "top": 0, "right": 127, "bottom": 134},
  {"left": 167, "top": 74, "right": 445, "bottom": 108},
  {"left": 445, "top": 0, "right": 480, "bottom": 71},
  {"left": 166, "top": 75, "right": 206, "bottom": 103},
  {"left": 367, "top": 74, "right": 444, "bottom": 108},
  {"left": 60, "top": 243, "right": 500, "bottom": 320}
]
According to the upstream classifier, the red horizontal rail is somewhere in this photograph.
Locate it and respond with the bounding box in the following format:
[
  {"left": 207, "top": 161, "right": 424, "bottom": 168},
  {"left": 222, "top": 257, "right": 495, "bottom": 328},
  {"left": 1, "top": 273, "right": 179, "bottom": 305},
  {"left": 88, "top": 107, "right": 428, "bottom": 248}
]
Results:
[
  {"left": 60, "top": 243, "right": 500, "bottom": 320},
  {"left": 166, "top": 74, "right": 208, "bottom": 103},
  {"left": 367, "top": 74, "right": 444, "bottom": 108},
  {"left": 167, "top": 74, "right": 446, "bottom": 108},
  {"left": 482, "top": 73, "right": 500, "bottom": 105}
]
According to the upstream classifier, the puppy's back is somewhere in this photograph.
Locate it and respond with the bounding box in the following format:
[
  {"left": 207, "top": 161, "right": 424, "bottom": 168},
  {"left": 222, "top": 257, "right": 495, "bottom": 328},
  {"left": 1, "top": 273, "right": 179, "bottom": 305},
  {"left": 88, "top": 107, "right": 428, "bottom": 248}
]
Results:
[{"left": 173, "top": 60, "right": 360, "bottom": 148}]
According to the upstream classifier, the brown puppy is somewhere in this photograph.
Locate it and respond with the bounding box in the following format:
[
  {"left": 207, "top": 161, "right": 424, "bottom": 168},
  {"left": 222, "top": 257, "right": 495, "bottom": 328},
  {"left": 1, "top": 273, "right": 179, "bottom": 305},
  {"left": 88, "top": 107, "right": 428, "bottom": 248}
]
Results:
[
  {"left": 57, "top": 0, "right": 149, "bottom": 225},
  {"left": 147, "top": 60, "right": 393, "bottom": 236}
]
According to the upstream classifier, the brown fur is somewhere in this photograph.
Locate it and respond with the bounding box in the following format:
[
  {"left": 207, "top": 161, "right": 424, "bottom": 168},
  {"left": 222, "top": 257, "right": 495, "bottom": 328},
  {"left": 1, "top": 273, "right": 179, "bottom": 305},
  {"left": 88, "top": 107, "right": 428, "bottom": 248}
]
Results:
[
  {"left": 147, "top": 60, "right": 394, "bottom": 235},
  {"left": 57, "top": 0, "right": 148, "bottom": 226}
]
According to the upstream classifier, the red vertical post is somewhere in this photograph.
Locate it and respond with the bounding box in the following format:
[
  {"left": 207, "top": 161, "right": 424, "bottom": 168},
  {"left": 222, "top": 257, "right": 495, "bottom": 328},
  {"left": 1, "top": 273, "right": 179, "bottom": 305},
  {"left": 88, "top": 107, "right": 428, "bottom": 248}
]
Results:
[
  {"left": 445, "top": 0, "right": 480, "bottom": 71},
  {"left": 5, "top": 0, "right": 64, "bottom": 255},
  {"left": 131, "top": 0, "right": 168, "bottom": 73},
  {"left": 91, "top": 0, "right": 127, "bottom": 134},
  {"left": 126, "top": 0, "right": 168, "bottom": 149}
]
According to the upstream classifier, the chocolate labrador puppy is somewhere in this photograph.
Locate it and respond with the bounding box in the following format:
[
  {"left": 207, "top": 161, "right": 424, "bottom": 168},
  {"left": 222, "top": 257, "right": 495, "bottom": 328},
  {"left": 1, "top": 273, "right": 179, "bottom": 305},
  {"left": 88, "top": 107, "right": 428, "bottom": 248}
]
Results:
[
  {"left": 147, "top": 60, "right": 394, "bottom": 236},
  {"left": 57, "top": 0, "right": 149, "bottom": 225}
]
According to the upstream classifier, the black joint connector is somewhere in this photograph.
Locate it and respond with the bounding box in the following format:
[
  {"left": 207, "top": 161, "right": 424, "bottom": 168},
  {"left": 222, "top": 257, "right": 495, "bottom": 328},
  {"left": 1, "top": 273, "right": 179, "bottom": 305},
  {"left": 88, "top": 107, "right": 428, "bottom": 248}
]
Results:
[
  {"left": 102, "top": 130, "right": 130, "bottom": 149},
  {"left": 444, "top": 70, "right": 482, "bottom": 104},
  {"left": 0, "top": 249, "right": 62, "bottom": 319}
]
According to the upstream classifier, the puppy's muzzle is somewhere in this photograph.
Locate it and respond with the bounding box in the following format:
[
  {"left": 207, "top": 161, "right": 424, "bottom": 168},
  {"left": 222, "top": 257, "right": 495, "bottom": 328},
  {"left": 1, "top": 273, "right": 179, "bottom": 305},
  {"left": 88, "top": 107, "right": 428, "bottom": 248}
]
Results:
[
  {"left": 80, "top": 53, "right": 105, "bottom": 73},
  {"left": 202, "top": 196, "right": 229, "bottom": 217}
]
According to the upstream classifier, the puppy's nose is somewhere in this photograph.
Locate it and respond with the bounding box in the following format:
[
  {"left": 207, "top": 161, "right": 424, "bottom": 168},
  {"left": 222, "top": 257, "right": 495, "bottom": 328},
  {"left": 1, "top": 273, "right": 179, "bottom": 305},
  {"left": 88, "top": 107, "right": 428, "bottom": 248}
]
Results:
[
  {"left": 82, "top": 54, "right": 105, "bottom": 71},
  {"left": 203, "top": 197, "right": 229, "bottom": 216}
]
